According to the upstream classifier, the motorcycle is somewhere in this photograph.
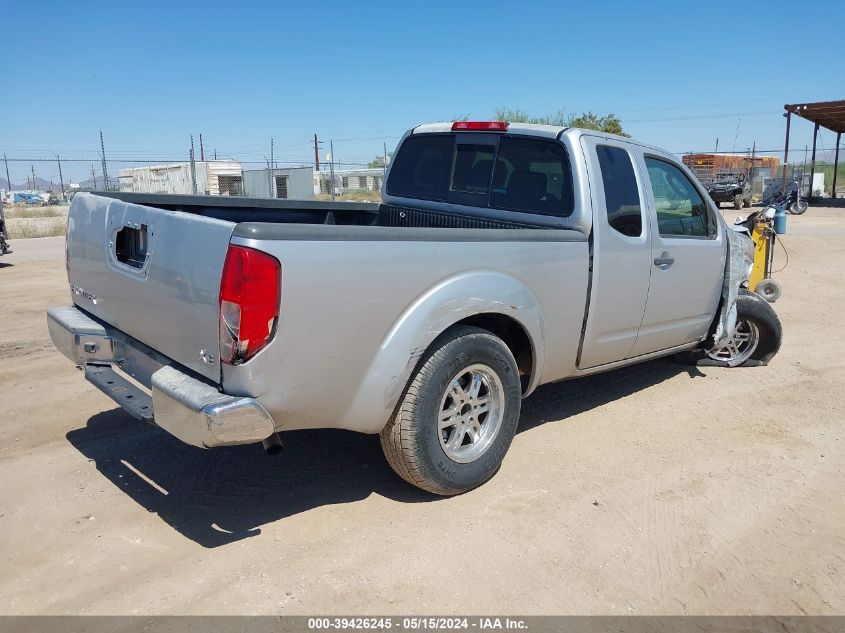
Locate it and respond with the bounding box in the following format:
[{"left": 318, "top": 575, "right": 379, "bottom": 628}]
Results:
[{"left": 763, "top": 178, "right": 808, "bottom": 215}]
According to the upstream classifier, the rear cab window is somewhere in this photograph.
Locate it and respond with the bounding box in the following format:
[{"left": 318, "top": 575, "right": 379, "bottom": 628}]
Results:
[{"left": 386, "top": 133, "right": 573, "bottom": 217}]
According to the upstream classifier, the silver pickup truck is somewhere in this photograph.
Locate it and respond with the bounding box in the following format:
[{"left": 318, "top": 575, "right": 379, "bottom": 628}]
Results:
[{"left": 48, "top": 122, "right": 781, "bottom": 495}]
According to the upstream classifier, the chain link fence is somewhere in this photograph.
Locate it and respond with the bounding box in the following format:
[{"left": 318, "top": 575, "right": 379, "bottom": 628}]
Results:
[{"left": 2, "top": 141, "right": 842, "bottom": 209}]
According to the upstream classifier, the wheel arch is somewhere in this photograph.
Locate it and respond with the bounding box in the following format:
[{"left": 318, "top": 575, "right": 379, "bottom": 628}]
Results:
[
  {"left": 448, "top": 313, "right": 535, "bottom": 395},
  {"left": 343, "top": 270, "right": 546, "bottom": 434}
]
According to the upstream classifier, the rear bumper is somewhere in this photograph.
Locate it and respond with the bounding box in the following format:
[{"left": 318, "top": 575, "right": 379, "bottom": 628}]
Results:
[{"left": 47, "top": 306, "right": 276, "bottom": 448}]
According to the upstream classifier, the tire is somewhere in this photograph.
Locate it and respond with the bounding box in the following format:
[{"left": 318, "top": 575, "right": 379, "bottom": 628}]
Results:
[
  {"left": 788, "top": 200, "right": 808, "bottom": 215},
  {"left": 676, "top": 290, "right": 782, "bottom": 367},
  {"left": 733, "top": 193, "right": 743, "bottom": 210},
  {"left": 380, "top": 325, "right": 522, "bottom": 495},
  {"left": 743, "top": 197, "right": 752, "bottom": 208},
  {"left": 706, "top": 290, "right": 782, "bottom": 366},
  {"left": 755, "top": 278, "right": 781, "bottom": 303}
]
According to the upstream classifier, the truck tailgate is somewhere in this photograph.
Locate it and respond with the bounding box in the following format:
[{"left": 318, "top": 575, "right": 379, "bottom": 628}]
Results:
[{"left": 66, "top": 193, "right": 234, "bottom": 382}]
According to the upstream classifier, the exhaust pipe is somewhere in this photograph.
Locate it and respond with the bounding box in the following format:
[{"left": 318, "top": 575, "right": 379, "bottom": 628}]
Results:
[{"left": 262, "top": 432, "right": 284, "bottom": 456}]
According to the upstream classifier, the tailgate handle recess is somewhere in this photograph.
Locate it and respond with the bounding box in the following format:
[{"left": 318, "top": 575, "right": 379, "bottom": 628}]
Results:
[{"left": 115, "top": 224, "right": 149, "bottom": 269}]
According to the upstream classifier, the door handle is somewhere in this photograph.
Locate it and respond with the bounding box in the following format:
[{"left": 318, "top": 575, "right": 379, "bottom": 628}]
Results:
[{"left": 654, "top": 252, "right": 675, "bottom": 269}]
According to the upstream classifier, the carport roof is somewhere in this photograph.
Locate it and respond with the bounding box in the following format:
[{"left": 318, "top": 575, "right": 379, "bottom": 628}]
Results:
[{"left": 785, "top": 100, "right": 845, "bottom": 134}]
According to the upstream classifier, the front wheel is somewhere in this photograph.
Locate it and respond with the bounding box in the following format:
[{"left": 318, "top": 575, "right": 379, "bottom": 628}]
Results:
[
  {"left": 788, "top": 200, "right": 808, "bottom": 215},
  {"left": 703, "top": 290, "right": 782, "bottom": 366},
  {"left": 733, "top": 194, "right": 743, "bottom": 210},
  {"left": 380, "top": 325, "right": 522, "bottom": 495}
]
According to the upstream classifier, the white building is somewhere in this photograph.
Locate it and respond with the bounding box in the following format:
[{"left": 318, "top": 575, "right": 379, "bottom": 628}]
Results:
[
  {"left": 315, "top": 168, "right": 385, "bottom": 195},
  {"left": 118, "top": 161, "right": 243, "bottom": 196}
]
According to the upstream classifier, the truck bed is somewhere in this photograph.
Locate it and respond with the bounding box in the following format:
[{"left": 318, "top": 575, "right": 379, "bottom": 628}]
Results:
[{"left": 92, "top": 191, "right": 555, "bottom": 230}]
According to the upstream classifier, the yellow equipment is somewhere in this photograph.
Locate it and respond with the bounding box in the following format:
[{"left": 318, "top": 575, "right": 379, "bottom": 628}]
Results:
[{"left": 747, "top": 214, "right": 781, "bottom": 302}]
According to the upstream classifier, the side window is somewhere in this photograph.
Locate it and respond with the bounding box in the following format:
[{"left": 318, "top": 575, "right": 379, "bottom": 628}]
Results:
[
  {"left": 596, "top": 145, "right": 642, "bottom": 237},
  {"left": 451, "top": 144, "right": 495, "bottom": 194},
  {"left": 645, "top": 158, "right": 712, "bottom": 237},
  {"left": 490, "top": 137, "right": 573, "bottom": 216},
  {"left": 386, "top": 135, "right": 452, "bottom": 201}
]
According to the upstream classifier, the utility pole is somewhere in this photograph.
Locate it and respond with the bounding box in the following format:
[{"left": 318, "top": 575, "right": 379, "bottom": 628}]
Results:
[
  {"left": 712, "top": 139, "right": 719, "bottom": 182},
  {"left": 31, "top": 165, "right": 37, "bottom": 191},
  {"left": 214, "top": 148, "right": 217, "bottom": 160},
  {"left": 314, "top": 133, "right": 320, "bottom": 172},
  {"left": 748, "top": 141, "right": 756, "bottom": 185},
  {"left": 732, "top": 119, "right": 741, "bottom": 154},
  {"left": 3, "top": 153, "right": 10, "bottom": 192},
  {"left": 270, "top": 138, "right": 274, "bottom": 170},
  {"left": 91, "top": 164, "right": 97, "bottom": 189},
  {"left": 383, "top": 142, "right": 388, "bottom": 177},
  {"left": 27, "top": 176, "right": 32, "bottom": 190},
  {"left": 189, "top": 135, "right": 198, "bottom": 194},
  {"left": 266, "top": 159, "right": 273, "bottom": 197},
  {"left": 99, "top": 131, "right": 109, "bottom": 191},
  {"left": 199, "top": 133, "right": 205, "bottom": 162},
  {"left": 329, "top": 140, "right": 336, "bottom": 201},
  {"left": 57, "top": 155, "right": 66, "bottom": 201}
]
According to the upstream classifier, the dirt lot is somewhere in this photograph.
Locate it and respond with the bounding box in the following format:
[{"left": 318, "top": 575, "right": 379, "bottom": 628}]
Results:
[{"left": 1, "top": 209, "right": 844, "bottom": 615}]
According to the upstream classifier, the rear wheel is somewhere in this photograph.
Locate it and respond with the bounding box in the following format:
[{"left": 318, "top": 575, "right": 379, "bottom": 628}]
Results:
[
  {"left": 743, "top": 197, "right": 752, "bottom": 208},
  {"left": 734, "top": 193, "right": 743, "bottom": 209},
  {"left": 380, "top": 325, "right": 522, "bottom": 495}
]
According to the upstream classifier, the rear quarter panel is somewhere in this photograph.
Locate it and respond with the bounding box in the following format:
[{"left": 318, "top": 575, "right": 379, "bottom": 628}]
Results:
[{"left": 223, "top": 231, "right": 589, "bottom": 434}]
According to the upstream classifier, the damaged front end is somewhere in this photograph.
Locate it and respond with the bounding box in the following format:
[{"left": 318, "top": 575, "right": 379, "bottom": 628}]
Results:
[{"left": 713, "top": 220, "right": 755, "bottom": 346}]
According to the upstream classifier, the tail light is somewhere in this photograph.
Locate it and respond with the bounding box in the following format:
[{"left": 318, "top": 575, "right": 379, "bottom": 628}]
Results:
[
  {"left": 219, "top": 245, "right": 281, "bottom": 365},
  {"left": 451, "top": 121, "right": 509, "bottom": 131}
]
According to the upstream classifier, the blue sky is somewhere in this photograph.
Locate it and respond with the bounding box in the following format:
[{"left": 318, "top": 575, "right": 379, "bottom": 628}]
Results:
[{"left": 3, "top": 0, "right": 844, "bottom": 184}]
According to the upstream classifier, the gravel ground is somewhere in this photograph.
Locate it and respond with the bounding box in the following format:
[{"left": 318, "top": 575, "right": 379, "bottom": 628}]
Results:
[{"left": 0, "top": 208, "right": 843, "bottom": 615}]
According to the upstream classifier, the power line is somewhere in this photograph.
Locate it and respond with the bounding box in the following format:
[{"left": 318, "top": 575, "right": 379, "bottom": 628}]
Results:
[{"left": 626, "top": 110, "right": 773, "bottom": 124}]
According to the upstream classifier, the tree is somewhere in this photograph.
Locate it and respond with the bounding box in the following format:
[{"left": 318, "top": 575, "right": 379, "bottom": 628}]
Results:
[
  {"left": 494, "top": 107, "right": 629, "bottom": 137},
  {"left": 368, "top": 152, "right": 392, "bottom": 169}
]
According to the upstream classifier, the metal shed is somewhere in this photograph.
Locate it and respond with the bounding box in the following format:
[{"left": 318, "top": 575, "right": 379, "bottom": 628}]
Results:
[
  {"left": 782, "top": 100, "right": 845, "bottom": 199},
  {"left": 118, "top": 161, "right": 243, "bottom": 196},
  {"left": 242, "top": 166, "right": 314, "bottom": 200}
]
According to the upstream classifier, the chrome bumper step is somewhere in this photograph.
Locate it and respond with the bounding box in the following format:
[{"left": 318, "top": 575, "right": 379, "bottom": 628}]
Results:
[{"left": 85, "top": 365, "right": 154, "bottom": 424}]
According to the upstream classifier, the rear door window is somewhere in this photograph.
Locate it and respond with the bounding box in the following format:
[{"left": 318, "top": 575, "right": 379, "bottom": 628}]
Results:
[
  {"left": 596, "top": 145, "right": 642, "bottom": 237},
  {"left": 386, "top": 134, "right": 452, "bottom": 201},
  {"left": 490, "top": 137, "right": 572, "bottom": 216}
]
